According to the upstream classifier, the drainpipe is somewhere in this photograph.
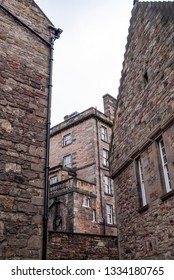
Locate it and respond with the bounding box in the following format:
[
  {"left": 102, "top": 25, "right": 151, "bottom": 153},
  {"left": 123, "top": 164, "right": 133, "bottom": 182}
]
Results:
[
  {"left": 95, "top": 108, "right": 106, "bottom": 235},
  {"left": 42, "top": 27, "right": 63, "bottom": 260}
]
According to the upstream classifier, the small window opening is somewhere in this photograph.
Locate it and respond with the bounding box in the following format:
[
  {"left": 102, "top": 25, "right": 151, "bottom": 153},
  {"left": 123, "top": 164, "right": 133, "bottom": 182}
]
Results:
[
  {"left": 148, "top": 241, "right": 153, "bottom": 251},
  {"left": 82, "top": 198, "right": 90, "bottom": 207},
  {"left": 92, "top": 210, "right": 96, "bottom": 221},
  {"left": 143, "top": 71, "right": 148, "bottom": 83}
]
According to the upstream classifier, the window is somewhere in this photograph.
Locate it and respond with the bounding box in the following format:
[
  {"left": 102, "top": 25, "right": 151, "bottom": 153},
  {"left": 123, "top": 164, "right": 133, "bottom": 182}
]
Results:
[
  {"left": 63, "top": 154, "right": 72, "bottom": 168},
  {"left": 82, "top": 198, "right": 90, "bottom": 207},
  {"left": 63, "top": 134, "right": 72, "bottom": 146},
  {"left": 159, "top": 139, "right": 171, "bottom": 193},
  {"left": 50, "top": 176, "right": 57, "bottom": 185},
  {"left": 92, "top": 210, "right": 96, "bottom": 221},
  {"left": 137, "top": 158, "right": 147, "bottom": 207},
  {"left": 101, "top": 126, "right": 108, "bottom": 142},
  {"left": 104, "top": 175, "right": 111, "bottom": 194},
  {"left": 103, "top": 149, "right": 109, "bottom": 167},
  {"left": 106, "top": 204, "right": 113, "bottom": 224}
]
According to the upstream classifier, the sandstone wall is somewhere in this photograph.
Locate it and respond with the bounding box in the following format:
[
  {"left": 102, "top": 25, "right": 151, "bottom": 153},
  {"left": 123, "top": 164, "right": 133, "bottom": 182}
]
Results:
[
  {"left": 0, "top": 0, "right": 53, "bottom": 42},
  {"left": 0, "top": 0, "right": 52, "bottom": 259},
  {"left": 110, "top": 2, "right": 174, "bottom": 174},
  {"left": 50, "top": 110, "right": 117, "bottom": 236},
  {"left": 50, "top": 117, "right": 97, "bottom": 183},
  {"left": 110, "top": 2, "right": 174, "bottom": 259},
  {"left": 115, "top": 128, "right": 174, "bottom": 259},
  {"left": 48, "top": 231, "right": 118, "bottom": 260}
]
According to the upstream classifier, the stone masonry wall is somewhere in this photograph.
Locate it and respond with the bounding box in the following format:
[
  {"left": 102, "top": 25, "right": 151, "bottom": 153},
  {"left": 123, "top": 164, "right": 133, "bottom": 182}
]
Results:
[
  {"left": 96, "top": 118, "right": 117, "bottom": 236},
  {"left": 103, "top": 94, "right": 116, "bottom": 121},
  {"left": 48, "top": 231, "right": 118, "bottom": 260},
  {"left": 73, "top": 191, "right": 101, "bottom": 235},
  {"left": 50, "top": 116, "right": 97, "bottom": 183},
  {"left": 0, "top": 0, "right": 53, "bottom": 42},
  {"left": 110, "top": 2, "right": 174, "bottom": 175},
  {"left": 0, "top": 0, "right": 52, "bottom": 259},
  {"left": 50, "top": 109, "right": 117, "bottom": 236},
  {"left": 115, "top": 127, "right": 174, "bottom": 259},
  {"left": 110, "top": 2, "right": 174, "bottom": 259}
]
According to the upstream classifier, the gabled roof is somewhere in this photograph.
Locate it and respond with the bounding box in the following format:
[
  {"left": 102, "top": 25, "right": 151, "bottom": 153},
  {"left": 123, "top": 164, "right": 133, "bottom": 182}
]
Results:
[
  {"left": 0, "top": 0, "right": 55, "bottom": 42},
  {"left": 119, "top": 0, "right": 174, "bottom": 92},
  {"left": 33, "top": 0, "right": 54, "bottom": 26}
]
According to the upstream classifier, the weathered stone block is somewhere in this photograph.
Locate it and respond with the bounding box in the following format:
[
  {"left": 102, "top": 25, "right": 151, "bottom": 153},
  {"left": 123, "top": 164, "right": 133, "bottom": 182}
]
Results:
[
  {"left": 5, "top": 163, "right": 21, "bottom": 173},
  {"left": 28, "top": 236, "right": 41, "bottom": 249},
  {"left": 0, "top": 119, "right": 12, "bottom": 133},
  {"left": 0, "top": 196, "right": 14, "bottom": 210}
]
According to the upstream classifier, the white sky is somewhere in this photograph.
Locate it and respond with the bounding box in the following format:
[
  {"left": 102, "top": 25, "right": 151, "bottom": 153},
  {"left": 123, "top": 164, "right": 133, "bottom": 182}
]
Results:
[{"left": 34, "top": 0, "right": 165, "bottom": 126}]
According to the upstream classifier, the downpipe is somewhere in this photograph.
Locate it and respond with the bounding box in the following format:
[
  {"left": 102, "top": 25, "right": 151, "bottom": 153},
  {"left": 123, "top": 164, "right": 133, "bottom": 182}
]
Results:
[{"left": 42, "top": 27, "right": 63, "bottom": 260}]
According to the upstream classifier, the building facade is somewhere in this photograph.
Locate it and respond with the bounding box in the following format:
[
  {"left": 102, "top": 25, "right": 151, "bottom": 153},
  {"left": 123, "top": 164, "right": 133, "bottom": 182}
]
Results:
[
  {"left": 110, "top": 1, "right": 174, "bottom": 259},
  {"left": 0, "top": 0, "right": 59, "bottom": 259},
  {"left": 49, "top": 94, "right": 117, "bottom": 236}
]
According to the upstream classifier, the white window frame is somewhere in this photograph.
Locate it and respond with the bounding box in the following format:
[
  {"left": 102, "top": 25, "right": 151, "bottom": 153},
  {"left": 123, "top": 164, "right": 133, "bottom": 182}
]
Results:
[
  {"left": 50, "top": 176, "right": 58, "bottom": 185},
  {"left": 106, "top": 204, "right": 113, "bottom": 224},
  {"left": 82, "top": 198, "right": 90, "bottom": 207},
  {"left": 137, "top": 158, "right": 147, "bottom": 207},
  {"left": 103, "top": 149, "right": 109, "bottom": 167},
  {"left": 63, "top": 133, "right": 72, "bottom": 146},
  {"left": 159, "top": 139, "right": 171, "bottom": 193},
  {"left": 104, "top": 175, "right": 111, "bottom": 194},
  {"left": 63, "top": 154, "right": 72, "bottom": 168},
  {"left": 92, "top": 209, "right": 96, "bottom": 221},
  {"left": 101, "top": 126, "right": 108, "bottom": 142}
]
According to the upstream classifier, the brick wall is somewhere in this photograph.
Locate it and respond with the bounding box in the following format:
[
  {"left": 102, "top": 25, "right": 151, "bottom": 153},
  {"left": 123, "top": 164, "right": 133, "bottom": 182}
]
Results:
[
  {"left": 48, "top": 231, "right": 118, "bottom": 260},
  {"left": 0, "top": 0, "right": 52, "bottom": 259},
  {"left": 110, "top": 1, "right": 174, "bottom": 259}
]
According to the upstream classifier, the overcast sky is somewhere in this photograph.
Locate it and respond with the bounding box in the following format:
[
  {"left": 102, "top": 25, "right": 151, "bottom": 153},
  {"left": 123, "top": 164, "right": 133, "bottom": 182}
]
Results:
[{"left": 34, "top": 0, "right": 163, "bottom": 126}]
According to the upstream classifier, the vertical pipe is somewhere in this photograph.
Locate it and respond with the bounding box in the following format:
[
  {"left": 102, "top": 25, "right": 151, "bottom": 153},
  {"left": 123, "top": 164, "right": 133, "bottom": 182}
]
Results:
[
  {"left": 42, "top": 28, "right": 62, "bottom": 260},
  {"left": 42, "top": 35, "right": 55, "bottom": 260},
  {"left": 95, "top": 108, "right": 106, "bottom": 235}
]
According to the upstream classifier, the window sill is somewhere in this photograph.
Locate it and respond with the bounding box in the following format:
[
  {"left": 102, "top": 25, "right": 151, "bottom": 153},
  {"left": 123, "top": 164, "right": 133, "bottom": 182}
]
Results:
[
  {"left": 62, "top": 143, "right": 72, "bottom": 148},
  {"left": 138, "top": 204, "right": 149, "bottom": 213},
  {"left": 106, "top": 223, "right": 116, "bottom": 228},
  {"left": 160, "top": 189, "right": 174, "bottom": 201},
  {"left": 101, "top": 139, "right": 109, "bottom": 144},
  {"left": 63, "top": 165, "right": 72, "bottom": 169},
  {"left": 102, "top": 164, "right": 109, "bottom": 168},
  {"left": 104, "top": 192, "right": 113, "bottom": 197}
]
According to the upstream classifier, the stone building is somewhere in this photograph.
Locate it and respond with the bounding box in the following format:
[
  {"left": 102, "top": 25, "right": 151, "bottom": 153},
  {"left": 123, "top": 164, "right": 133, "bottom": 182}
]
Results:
[
  {"left": 110, "top": 0, "right": 174, "bottom": 259},
  {"left": 49, "top": 94, "right": 117, "bottom": 236},
  {"left": 0, "top": 0, "right": 61, "bottom": 259}
]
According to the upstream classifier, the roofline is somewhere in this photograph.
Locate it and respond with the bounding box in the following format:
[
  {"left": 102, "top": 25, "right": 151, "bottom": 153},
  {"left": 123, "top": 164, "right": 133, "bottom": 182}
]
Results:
[
  {"left": 33, "top": 0, "right": 54, "bottom": 26},
  {"left": 51, "top": 107, "right": 113, "bottom": 136},
  {"left": 0, "top": 2, "right": 51, "bottom": 46}
]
